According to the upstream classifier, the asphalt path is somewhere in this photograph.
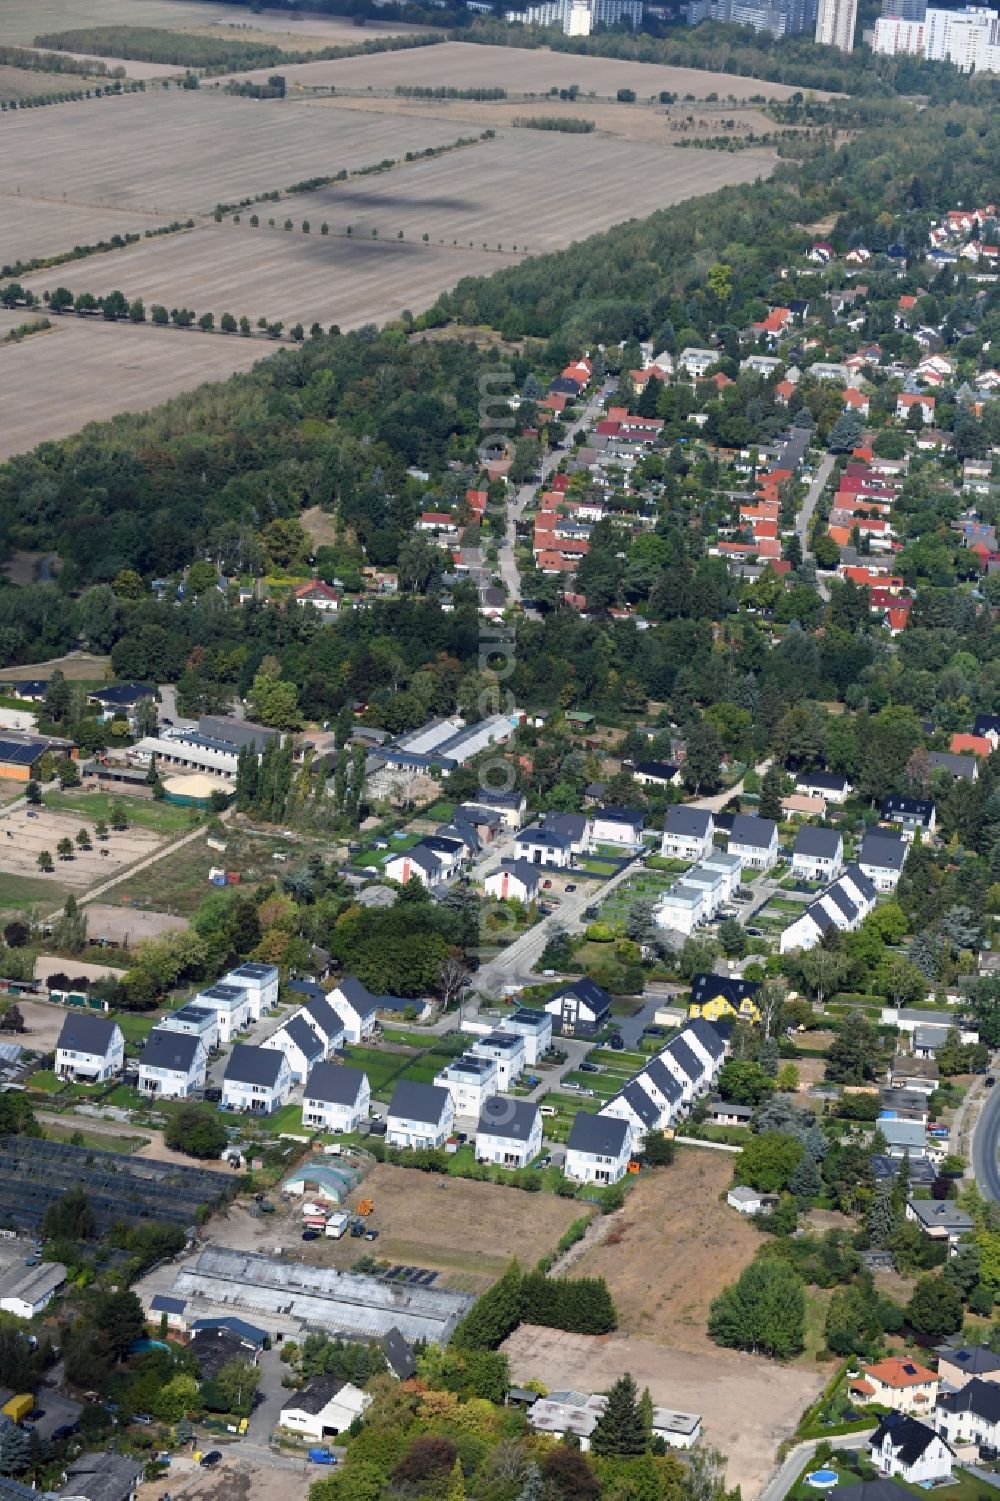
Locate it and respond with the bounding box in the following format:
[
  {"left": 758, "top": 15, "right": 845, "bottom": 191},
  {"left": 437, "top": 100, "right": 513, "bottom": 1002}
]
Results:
[{"left": 972, "top": 1074, "right": 1000, "bottom": 1200}]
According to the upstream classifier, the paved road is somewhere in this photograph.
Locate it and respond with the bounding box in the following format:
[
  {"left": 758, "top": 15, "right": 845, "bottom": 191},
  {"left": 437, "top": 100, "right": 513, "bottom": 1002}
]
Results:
[
  {"left": 971, "top": 1072, "right": 1000, "bottom": 1200},
  {"left": 475, "top": 850, "right": 645, "bottom": 989},
  {"left": 499, "top": 387, "right": 610, "bottom": 605},
  {"left": 759, "top": 1431, "right": 871, "bottom": 1501},
  {"left": 796, "top": 451, "right": 835, "bottom": 600}
]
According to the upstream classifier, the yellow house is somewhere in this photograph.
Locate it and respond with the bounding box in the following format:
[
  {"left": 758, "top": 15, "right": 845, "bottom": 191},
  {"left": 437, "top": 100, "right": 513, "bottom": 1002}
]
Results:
[{"left": 689, "top": 994, "right": 762, "bottom": 1025}]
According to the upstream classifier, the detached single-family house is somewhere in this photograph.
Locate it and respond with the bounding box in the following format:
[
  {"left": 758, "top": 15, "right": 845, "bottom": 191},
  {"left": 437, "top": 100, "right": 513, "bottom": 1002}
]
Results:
[
  {"left": 384, "top": 844, "right": 445, "bottom": 888},
  {"left": 475, "top": 786, "right": 526, "bottom": 831},
  {"left": 476, "top": 1096, "right": 542, "bottom": 1167},
  {"left": 632, "top": 761, "right": 679, "bottom": 789},
  {"left": 543, "top": 978, "right": 612, "bottom": 1037},
  {"left": 223, "top": 962, "right": 279, "bottom": 1022},
  {"left": 386, "top": 1080, "right": 454, "bottom": 1149},
  {"left": 329, "top": 975, "right": 380, "bottom": 1044},
  {"left": 564, "top": 1112, "right": 632, "bottom": 1185},
  {"left": 888, "top": 1053, "right": 939, "bottom": 1096},
  {"left": 279, "top": 1378, "right": 371, "bottom": 1442},
  {"left": 905, "top": 1198, "right": 975, "bottom": 1251},
  {"left": 484, "top": 860, "right": 540, "bottom": 905},
  {"left": 936, "top": 1377, "right": 1000, "bottom": 1449},
  {"left": 302, "top": 1062, "right": 371, "bottom": 1133},
  {"left": 851, "top": 1357, "right": 939, "bottom": 1414},
  {"left": 881, "top": 795, "right": 936, "bottom": 836},
  {"left": 661, "top": 806, "right": 714, "bottom": 862},
  {"left": 689, "top": 972, "right": 761, "bottom": 1024},
  {"left": 221, "top": 1043, "right": 292, "bottom": 1115},
  {"left": 137, "top": 1027, "right": 207, "bottom": 1100},
  {"left": 870, "top": 1413, "right": 953, "bottom": 1485},
  {"left": 433, "top": 1052, "right": 499, "bottom": 1116},
  {"left": 55, "top": 1015, "right": 124, "bottom": 1083},
  {"left": 795, "top": 769, "right": 852, "bottom": 803},
  {"left": 727, "top": 813, "right": 779, "bottom": 871},
  {"left": 513, "top": 825, "right": 572, "bottom": 868},
  {"left": 263, "top": 1012, "right": 326, "bottom": 1085},
  {"left": 791, "top": 826, "right": 843, "bottom": 881},
  {"left": 936, "top": 1346, "right": 1000, "bottom": 1391},
  {"left": 859, "top": 829, "right": 908, "bottom": 892},
  {"left": 881, "top": 1117, "right": 928, "bottom": 1161},
  {"left": 591, "top": 806, "right": 645, "bottom": 848}
]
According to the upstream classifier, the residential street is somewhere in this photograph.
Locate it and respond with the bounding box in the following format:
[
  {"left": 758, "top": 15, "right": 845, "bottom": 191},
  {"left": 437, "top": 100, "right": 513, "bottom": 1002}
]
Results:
[
  {"left": 971, "top": 1066, "right": 1000, "bottom": 1200},
  {"left": 796, "top": 450, "right": 835, "bottom": 599},
  {"left": 758, "top": 1431, "right": 870, "bottom": 1501}
]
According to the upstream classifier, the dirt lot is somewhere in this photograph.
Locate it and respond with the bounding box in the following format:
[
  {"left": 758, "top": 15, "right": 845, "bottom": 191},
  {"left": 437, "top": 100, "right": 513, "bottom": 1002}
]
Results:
[
  {"left": 5, "top": 997, "right": 72, "bottom": 1052},
  {"left": 0, "top": 651, "right": 109, "bottom": 682},
  {"left": 571, "top": 1147, "right": 760, "bottom": 1353},
  {"left": 0, "top": 91, "right": 469, "bottom": 216},
  {"left": 224, "top": 38, "right": 830, "bottom": 99},
  {"left": 298, "top": 1163, "right": 585, "bottom": 1292},
  {"left": 0, "top": 803, "right": 163, "bottom": 890},
  {"left": 137, "top": 1450, "right": 312, "bottom": 1501},
  {"left": 503, "top": 1324, "right": 823, "bottom": 1500},
  {"left": 0, "top": 194, "right": 172, "bottom": 268}
]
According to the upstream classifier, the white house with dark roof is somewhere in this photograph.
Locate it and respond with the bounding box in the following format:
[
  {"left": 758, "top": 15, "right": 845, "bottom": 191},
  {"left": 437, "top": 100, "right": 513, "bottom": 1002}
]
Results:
[
  {"left": 195, "top": 982, "right": 251, "bottom": 1044},
  {"left": 543, "top": 978, "right": 612, "bottom": 1037},
  {"left": 433, "top": 1052, "right": 499, "bottom": 1116},
  {"left": 484, "top": 860, "right": 540, "bottom": 905},
  {"left": 386, "top": 1080, "right": 454, "bottom": 1149},
  {"left": 881, "top": 795, "right": 936, "bottom": 836},
  {"left": 279, "top": 1377, "right": 371, "bottom": 1443},
  {"left": 55, "top": 1015, "right": 124, "bottom": 1083},
  {"left": 859, "top": 829, "right": 908, "bottom": 892},
  {"left": 795, "top": 769, "right": 852, "bottom": 802},
  {"left": 636, "top": 1056, "right": 683, "bottom": 1123},
  {"left": 471, "top": 1030, "right": 526, "bottom": 1090},
  {"left": 870, "top": 1413, "right": 953, "bottom": 1485},
  {"left": 302, "top": 1062, "right": 370, "bottom": 1132},
  {"left": 475, "top": 786, "right": 526, "bottom": 831},
  {"left": 936, "top": 1376, "right": 1000, "bottom": 1449},
  {"left": 137, "top": 1027, "right": 207, "bottom": 1099},
  {"left": 791, "top": 826, "right": 844, "bottom": 881},
  {"left": 661, "top": 806, "right": 714, "bottom": 862},
  {"left": 498, "top": 1007, "right": 552, "bottom": 1066},
  {"left": 600, "top": 1079, "right": 661, "bottom": 1149},
  {"left": 541, "top": 812, "right": 592, "bottom": 856},
  {"left": 476, "top": 1095, "right": 542, "bottom": 1167},
  {"left": 297, "top": 989, "right": 346, "bottom": 1057},
  {"left": 591, "top": 806, "right": 645, "bottom": 848},
  {"left": 779, "top": 864, "right": 877, "bottom": 954},
  {"left": 514, "top": 825, "right": 572, "bottom": 868},
  {"left": 223, "top": 962, "right": 279, "bottom": 1022},
  {"left": 384, "top": 844, "right": 445, "bottom": 888},
  {"left": 263, "top": 1012, "right": 326, "bottom": 1085},
  {"left": 564, "top": 1112, "right": 632, "bottom": 1185},
  {"left": 727, "top": 813, "right": 779, "bottom": 871},
  {"left": 936, "top": 1346, "right": 1000, "bottom": 1390},
  {"left": 222, "top": 1043, "right": 292, "bottom": 1115},
  {"left": 329, "top": 976, "right": 380, "bottom": 1044},
  {"left": 683, "top": 1017, "right": 726, "bottom": 1083}
]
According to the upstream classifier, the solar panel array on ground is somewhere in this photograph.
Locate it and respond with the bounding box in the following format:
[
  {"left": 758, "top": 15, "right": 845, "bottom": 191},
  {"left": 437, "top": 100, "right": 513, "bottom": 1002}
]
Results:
[{"left": 0, "top": 1136, "right": 232, "bottom": 1233}]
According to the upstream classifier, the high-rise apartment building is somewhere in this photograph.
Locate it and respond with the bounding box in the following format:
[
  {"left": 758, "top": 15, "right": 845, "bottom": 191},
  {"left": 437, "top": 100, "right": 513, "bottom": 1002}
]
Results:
[{"left": 815, "top": 0, "right": 858, "bottom": 51}]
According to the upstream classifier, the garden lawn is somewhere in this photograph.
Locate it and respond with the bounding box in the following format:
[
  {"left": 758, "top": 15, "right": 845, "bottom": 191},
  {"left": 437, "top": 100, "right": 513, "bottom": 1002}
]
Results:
[
  {"left": 114, "top": 1013, "right": 158, "bottom": 1046},
  {"left": 42, "top": 789, "right": 200, "bottom": 834},
  {"left": 789, "top": 1455, "right": 1000, "bottom": 1501},
  {"left": 25, "top": 1069, "right": 66, "bottom": 1094},
  {"left": 261, "top": 1103, "right": 305, "bottom": 1134},
  {"left": 342, "top": 1045, "right": 411, "bottom": 1094},
  {"left": 562, "top": 1070, "right": 619, "bottom": 1099},
  {"left": 0, "top": 871, "right": 70, "bottom": 911}
]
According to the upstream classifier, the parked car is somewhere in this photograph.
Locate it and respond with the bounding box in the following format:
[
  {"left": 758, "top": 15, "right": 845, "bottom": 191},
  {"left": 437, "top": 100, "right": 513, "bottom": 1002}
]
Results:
[
  {"left": 52, "top": 1425, "right": 79, "bottom": 1442},
  {"left": 987, "top": 1077, "right": 996, "bottom": 1088},
  {"left": 542, "top": 880, "right": 553, "bottom": 889},
  {"left": 200, "top": 1452, "right": 223, "bottom": 1469},
  {"left": 204, "top": 1086, "right": 222, "bottom": 1103},
  {"left": 363, "top": 1228, "right": 380, "bottom": 1241},
  {"left": 351, "top": 1222, "right": 365, "bottom": 1238},
  {"left": 533, "top": 1155, "right": 552, "bottom": 1169},
  {"left": 565, "top": 883, "right": 576, "bottom": 892},
  {"left": 584, "top": 905, "right": 600, "bottom": 920},
  {"left": 302, "top": 1229, "right": 320, "bottom": 1241},
  {"left": 609, "top": 1034, "right": 624, "bottom": 1051},
  {"left": 309, "top": 1449, "right": 338, "bottom": 1465},
  {"left": 579, "top": 1062, "right": 599, "bottom": 1073},
  {"left": 132, "top": 1414, "right": 152, "bottom": 1426}
]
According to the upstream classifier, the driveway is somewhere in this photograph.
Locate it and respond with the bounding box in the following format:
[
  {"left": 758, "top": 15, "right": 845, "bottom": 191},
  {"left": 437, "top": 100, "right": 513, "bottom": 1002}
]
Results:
[{"left": 246, "top": 1348, "right": 290, "bottom": 1445}]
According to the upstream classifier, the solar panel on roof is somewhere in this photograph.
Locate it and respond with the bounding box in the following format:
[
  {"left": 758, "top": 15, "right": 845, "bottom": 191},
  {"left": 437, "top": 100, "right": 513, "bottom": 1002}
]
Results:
[{"left": 0, "top": 741, "right": 43, "bottom": 765}]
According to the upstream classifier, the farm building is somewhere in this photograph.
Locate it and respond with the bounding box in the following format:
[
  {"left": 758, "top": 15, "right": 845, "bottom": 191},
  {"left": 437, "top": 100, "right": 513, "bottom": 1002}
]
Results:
[
  {"left": 0, "top": 738, "right": 45, "bottom": 781},
  {"left": 281, "top": 1159, "right": 363, "bottom": 1203},
  {"left": 165, "top": 1247, "right": 474, "bottom": 1345}
]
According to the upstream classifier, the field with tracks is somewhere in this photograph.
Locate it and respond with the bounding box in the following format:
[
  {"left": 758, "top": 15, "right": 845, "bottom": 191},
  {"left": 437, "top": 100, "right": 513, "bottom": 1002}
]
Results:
[{"left": 0, "top": 196, "right": 173, "bottom": 270}]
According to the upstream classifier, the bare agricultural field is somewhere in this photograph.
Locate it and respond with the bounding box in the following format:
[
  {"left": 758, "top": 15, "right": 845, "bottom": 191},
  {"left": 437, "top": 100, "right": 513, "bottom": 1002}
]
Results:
[
  {"left": 20, "top": 133, "right": 775, "bottom": 335},
  {"left": 315, "top": 1163, "right": 585, "bottom": 1291},
  {"left": 0, "top": 91, "right": 467, "bottom": 215},
  {"left": 317, "top": 90, "right": 780, "bottom": 145},
  {"left": 503, "top": 1325, "right": 823, "bottom": 1500},
  {"left": 0, "top": 318, "right": 263, "bottom": 461},
  {"left": 291, "top": 130, "right": 776, "bottom": 254},
  {"left": 224, "top": 38, "right": 828, "bottom": 100},
  {"left": 1, "top": 0, "right": 346, "bottom": 46},
  {"left": 29, "top": 51, "right": 186, "bottom": 81},
  {"left": 571, "top": 1147, "right": 761, "bottom": 1354},
  {"left": 0, "top": 194, "right": 173, "bottom": 271},
  {"left": 0, "top": 64, "right": 102, "bottom": 101}
]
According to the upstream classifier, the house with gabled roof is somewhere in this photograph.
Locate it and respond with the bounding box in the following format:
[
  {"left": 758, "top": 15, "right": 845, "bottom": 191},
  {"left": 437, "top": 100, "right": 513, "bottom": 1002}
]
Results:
[
  {"left": 329, "top": 975, "right": 381, "bottom": 1044},
  {"left": 661, "top": 805, "right": 714, "bottom": 862},
  {"left": 565, "top": 1112, "right": 632, "bottom": 1185},
  {"left": 543, "top": 978, "right": 611, "bottom": 1038},
  {"left": 870, "top": 1413, "right": 952, "bottom": 1485},
  {"left": 55, "top": 1014, "right": 124, "bottom": 1083},
  {"left": 859, "top": 829, "right": 908, "bottom": 892},
  {"left": 263, "top": 1011, "right": 326, "bottom": 1085},
  {"left": 222, "top": 1044, "right": 292, "bottom": 1115},
  {"left": 937, "top": 1376, "right": 1000, "bottom": 1450},
  {"left": 386, "top": 1081, "right": 454, "bottom": 1150},
  {"left": 476, "top": 1096, "right": 542, "bottom": 1168},
  {"left": 791, "top": 825, "right": 844, "bottom": 881},
  {"left": 727, "top": 813, "right": 778, "bottom": 871},
  {"left": 302, "top": 1062, "right": 370, "bottom": 1133},
  {"left": 137, "top": 1027, "right": 207, "bottom": 1100},
  {"left": 936, "top": 1345, "right": 1000, "bottom": 1390}
]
